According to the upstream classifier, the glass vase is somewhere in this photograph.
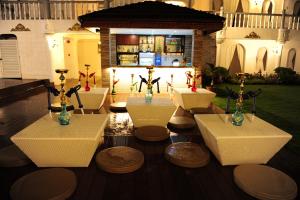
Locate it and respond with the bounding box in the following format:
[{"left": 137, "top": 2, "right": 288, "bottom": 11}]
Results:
[
  {"left": 232, "top": 104, "right": 244, "bottom": 126},
  {"left": 145, "top": 88, "right": 153, "bottom": 103},
  {"left": 58, "top": 104, "right": 70, "bottom": 125}
]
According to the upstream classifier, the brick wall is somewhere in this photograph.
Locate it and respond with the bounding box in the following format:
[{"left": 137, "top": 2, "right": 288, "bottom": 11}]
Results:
[
  {"left": 184, "top": 35, "right": 192, "bottom": 64},
  {"left": 193, "top": 30, "right": 216, "bottom": 68},
  {"left": 202, "top": 32, "right": 216, "bottom": 67},
  {"left": 100, "top": 28, "right": 110, "bottom": 88},
  {"left": 193, "top": 30, "right": 217, "bottom": 87},
  {"left": 110, "top": 34, "right": 117, "bottom": 66}
]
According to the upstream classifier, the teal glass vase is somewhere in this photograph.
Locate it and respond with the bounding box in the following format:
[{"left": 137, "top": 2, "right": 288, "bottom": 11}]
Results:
[
  {"left": 232, "top": 104, "right": 244, "bottom": 126},
  {"left": 58, "top": 104, "right": 70, "bottom": 125},
  {"left": 145, "top": 88, "right": 153, "bottom": 103}
]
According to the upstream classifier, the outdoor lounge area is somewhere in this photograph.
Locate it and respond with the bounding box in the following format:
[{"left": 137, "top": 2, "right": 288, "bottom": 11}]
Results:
[
  {"left": 0, "top": 78, "right": 299, "bottom": 200},
  {"left": 1, "top": 0, "right": 300, "bottom": 199}
]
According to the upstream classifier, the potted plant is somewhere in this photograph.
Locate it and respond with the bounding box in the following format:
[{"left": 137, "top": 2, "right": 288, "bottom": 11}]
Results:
[{"left": 203, "top": 63, "right": 229, "bottom": 91}]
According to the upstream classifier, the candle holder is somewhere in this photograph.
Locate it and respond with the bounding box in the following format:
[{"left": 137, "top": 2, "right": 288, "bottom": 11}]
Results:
[
  {"left": 55, "top": 69, "right": 70, "bottom": 125},
  {"left": 232, "top": 73, "right": 246, "bottom": 126},
  {"left": 130, "top": 74, "right": 138, "bottom": 95},
  {"left": 185, "top": 67, "right": 201, "bottom": 92},
  {"left": 78, "top": 64, "right": 96, "bottom": 92},
  {"left": 111, "top": 69, "right": 119, "bottom": 95}
]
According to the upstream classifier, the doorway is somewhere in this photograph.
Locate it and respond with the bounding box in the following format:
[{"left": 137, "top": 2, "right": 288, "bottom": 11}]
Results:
[
  {"left": 256, "top": 47, "right": 268, "bottom": 72},
  {"left": 0, "top": 34, "right": 21, "bottom": 78},
  {"left": 228, "top": 44, "right": 245, "bottom": 74},
  {"left": 287, "top": 48, "right": 296, "bottom": 70}
]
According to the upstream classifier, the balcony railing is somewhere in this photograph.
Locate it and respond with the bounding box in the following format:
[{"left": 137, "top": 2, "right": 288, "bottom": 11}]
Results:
[
  {"left": 1, "top": 1, "right": 300, "bottom": 31},
  {"left": 220, "top": 12, "right": 300, "bottom": 30},
  {"left": 109, "top": 0, "right": 154, "bottom": 8},
  {"left": 49, "top": 1, "right": 104, "bottom": 20},
  {"left": 0, "top": 0, "right": 105, "bottom": 20},
  {"left": 0, "top": 1, "right": 41, "bottom": 20}
]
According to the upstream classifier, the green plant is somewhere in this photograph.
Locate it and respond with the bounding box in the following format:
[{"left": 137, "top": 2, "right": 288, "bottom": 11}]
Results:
[
  {"left": 203, "top": 63, "right": 229, "bottom": 87},
  {"left": 274, "top": 67, "right": 297, "bottom": 84}
]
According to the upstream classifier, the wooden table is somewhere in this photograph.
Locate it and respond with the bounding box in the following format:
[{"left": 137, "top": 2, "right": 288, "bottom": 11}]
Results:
[
  {"left": 194, "top": 114, "right": 292, "bottom": 166},
  {"left": 70, "top": 87, "right": 108, "bottom": 109},
  {"left": 173, "top": 88, "right": 216, "bottom": 110},
  {"left": 11, "top": 114, "right": 109, "bottom": 167},
  {"left": 126, "top": 96, "right": 176, "bottom": 127}
]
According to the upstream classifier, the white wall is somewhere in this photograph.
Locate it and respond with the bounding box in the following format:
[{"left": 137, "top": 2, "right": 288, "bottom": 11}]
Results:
[
  {"left": 217, "top": 26, "right": 300, "bottom": 73},
  {"left": 0, "top": 20, "right": 100, "bottom": 84}
]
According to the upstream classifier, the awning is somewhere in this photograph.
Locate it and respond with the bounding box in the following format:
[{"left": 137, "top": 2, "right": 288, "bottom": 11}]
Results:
[{"left": 78, "top": 1, "right": 225, "bottom": 33}]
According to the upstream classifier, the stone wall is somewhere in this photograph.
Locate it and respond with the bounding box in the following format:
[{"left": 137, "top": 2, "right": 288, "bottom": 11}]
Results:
[
  {"left": 184, "top": 35, "right": 192, "bottom": 65},
  {"left": 110, "top": 34, "right": 117, "bottom": 66}
]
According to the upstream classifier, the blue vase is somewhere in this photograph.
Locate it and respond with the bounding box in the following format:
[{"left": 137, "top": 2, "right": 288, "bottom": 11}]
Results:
[
  {"left": 58, "top": 104, "right": 70, "bottom": 125},
  {"left": 145, "top": 88, "right": 153, "bottom": 103},
  {"left": 232, "top": 104, "right": 244, "bottom": 126}
]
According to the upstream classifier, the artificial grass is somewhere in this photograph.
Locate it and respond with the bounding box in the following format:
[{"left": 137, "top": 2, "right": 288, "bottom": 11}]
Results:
[{"left": 212, "top": 84, "right": 300, "bottom": 153}]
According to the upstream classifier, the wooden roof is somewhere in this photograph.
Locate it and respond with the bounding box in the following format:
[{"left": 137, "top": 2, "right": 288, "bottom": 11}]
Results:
[{"left": 78, "top": 1, "right": 225, "bottom": 33}]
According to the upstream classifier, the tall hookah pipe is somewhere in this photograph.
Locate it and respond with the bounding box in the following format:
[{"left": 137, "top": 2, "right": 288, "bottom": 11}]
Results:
[
  {"left": 111, "top": 69, "right": 119, "bottom": 95},
  {"left": 185, "top": 68, "right": 201, "bottom": 92},
  {"left": 166, "top": 74, "right": 174, "bottom": 92},
  {"left": 130, "top": 74, "right": 138, "bottom": 93},
  {"left": 78, "top": 64, "right": 96, "bottom": 91},
  {"left": 46, "top": 84, "right": 84, "bottom": 115},
  {"left": 185, "top": 71, "right": 192, "bottom": 86},
  {"left": 65, "top": 85, "right": 84, "bottom": 114},
  {"left": 138, "top": 66, "right": 160, "bottom": 93},
  {"left": 225, "top": 73, "right": 261, "bottom": 114}
]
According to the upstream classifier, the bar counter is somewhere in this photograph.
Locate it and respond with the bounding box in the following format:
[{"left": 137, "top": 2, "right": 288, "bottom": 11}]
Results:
[{"left": 109, "top": 66, "right": 194, "bottom": 93}]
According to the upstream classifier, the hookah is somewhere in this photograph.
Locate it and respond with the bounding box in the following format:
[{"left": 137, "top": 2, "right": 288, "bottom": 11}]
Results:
[
  {"left": 231, "top": 73, "right": 246, "bottom": 126},
  {"left": 129, "top": 74, "right": 138, "bottom": 94},
  {"left": 47, "top": 69, "right": 84, "bottom": 125},
  {"left": 138, "top": 66, "right": 160, "bottom": 94},
  {"left": 111, "top": 68, "right": 120, "bottom": 95},
  {"left": 166, "top": 74, "right": 174, "bottom": 93},
  {"left": 225, "top": 87, "right": 262, "bottom": 114},
  {"left": 57, "top": 69, "right": 70, "bottom": 125},
  {"left": 78, "top": 64, "right": 96, "bottom": 91},
  {"left": 185, "top": 67, "right": 201, "bottom": 92}
]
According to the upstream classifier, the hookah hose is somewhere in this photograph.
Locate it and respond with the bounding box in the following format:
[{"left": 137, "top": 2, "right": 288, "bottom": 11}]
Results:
[
  {"left": 46, "top": 86, "right": 60, "bottom": 111},
  {"left": 225, "top": 87, "right": 262, "bottom": 114},
  {"left": 151, "top": 77, "right": 161, "bottom": 93},
  {"left": 138, "top": 75, "right": 147, "bottom": 93},
  {"left": 65, "top": 85, "right": 84, "bottom": 114}
]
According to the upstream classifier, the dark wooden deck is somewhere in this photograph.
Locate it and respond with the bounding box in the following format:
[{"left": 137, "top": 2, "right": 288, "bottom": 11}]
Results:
[{"left": 0, "top": 80, "right": 299, "bottom": 200}]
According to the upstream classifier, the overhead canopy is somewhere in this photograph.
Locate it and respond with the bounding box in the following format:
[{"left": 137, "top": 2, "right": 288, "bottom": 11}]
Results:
[{"left": 78, "top": 1, "right": 225, "bottom": 33}]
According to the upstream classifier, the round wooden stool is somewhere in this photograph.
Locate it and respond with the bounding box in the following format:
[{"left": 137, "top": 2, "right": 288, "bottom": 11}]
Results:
[
  {"left": 96, "top": 146, "right": 144, "bottom": 174},
  {"left": 165, "top": 142, "right": 210, "bottom": 168},
  {"left": 110, "top": 102, "right": 127, "bottom": 112},
  {"left": 135, "top": 126, "right": 170, "bottom": 141},
  {"left": 234, "top": 164, "right": 297, "bottom": 200},
  {"left": 0, "top": 145, "right": 31, "bottom": 167},
  {"left": 168, "top": 116, "right": 195, "bottom": 130},
  {"left": 10, "top": 168, "right": 77, "bottom": 200}
]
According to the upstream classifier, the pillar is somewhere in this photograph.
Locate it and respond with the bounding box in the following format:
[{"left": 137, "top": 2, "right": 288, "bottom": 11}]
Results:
[{"left": 100, "top": 28, "right": 110, "bottom": 88}]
